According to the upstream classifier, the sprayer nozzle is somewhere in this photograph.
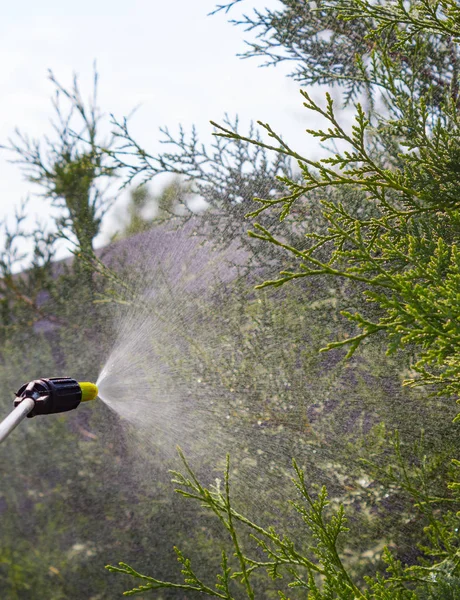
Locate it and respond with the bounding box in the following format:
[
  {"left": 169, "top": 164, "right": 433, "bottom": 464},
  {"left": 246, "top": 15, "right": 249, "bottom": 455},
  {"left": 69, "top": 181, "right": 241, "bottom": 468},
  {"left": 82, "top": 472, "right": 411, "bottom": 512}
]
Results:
[{"left": 79, "top": 382, "right": 99, "bottom": 402}]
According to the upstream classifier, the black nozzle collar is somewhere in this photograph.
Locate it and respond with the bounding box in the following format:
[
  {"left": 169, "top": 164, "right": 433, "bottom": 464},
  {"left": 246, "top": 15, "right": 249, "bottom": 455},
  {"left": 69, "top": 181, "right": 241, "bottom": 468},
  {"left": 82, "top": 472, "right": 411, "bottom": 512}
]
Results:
[{"left": 14, "top": 377, "right": 82, "bottom": 417}]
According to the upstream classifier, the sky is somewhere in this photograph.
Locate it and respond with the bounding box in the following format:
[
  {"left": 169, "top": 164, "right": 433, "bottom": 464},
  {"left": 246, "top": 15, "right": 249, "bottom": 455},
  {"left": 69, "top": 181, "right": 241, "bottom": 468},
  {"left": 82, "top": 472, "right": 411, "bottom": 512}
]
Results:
[{"left": 0, "top": 0, "right": 324, "bottom": 256}]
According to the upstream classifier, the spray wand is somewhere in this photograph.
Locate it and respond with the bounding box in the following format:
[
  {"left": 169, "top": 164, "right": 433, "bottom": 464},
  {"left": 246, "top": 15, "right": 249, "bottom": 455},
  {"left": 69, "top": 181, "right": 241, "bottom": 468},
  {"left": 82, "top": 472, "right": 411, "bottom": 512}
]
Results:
[{"left": 0, "top": 377, "right": 98, "bottom": 444}]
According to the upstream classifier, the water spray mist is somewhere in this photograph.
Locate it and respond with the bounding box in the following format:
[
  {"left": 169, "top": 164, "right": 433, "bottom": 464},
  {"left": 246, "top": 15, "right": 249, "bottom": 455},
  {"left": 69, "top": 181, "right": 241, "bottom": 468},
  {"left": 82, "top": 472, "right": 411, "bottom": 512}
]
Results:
[{"left": 0, "top": 377, "right": 98, "bottom": 443}]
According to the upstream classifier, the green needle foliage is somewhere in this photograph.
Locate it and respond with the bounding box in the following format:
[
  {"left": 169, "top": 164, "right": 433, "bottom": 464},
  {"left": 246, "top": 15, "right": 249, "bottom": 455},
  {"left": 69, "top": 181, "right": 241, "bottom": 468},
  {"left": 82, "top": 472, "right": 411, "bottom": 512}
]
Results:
[
  {"left": 215, "top": 0, "right": 459, "bottom": 107},
  {"left": 108, "top": 447, "right": 460, "bottom": 598},
  {"left": 106, "top": 0, "right": 460, "bottom": 598},
  {"left": 211, "top": 1, "right": 460, "bottom": 401},
  {"left": 108, "top": 451, "right": 360, "bottom": 599},
  {"left": 2, "top": 69, "right": 116, "bottom": 257}
]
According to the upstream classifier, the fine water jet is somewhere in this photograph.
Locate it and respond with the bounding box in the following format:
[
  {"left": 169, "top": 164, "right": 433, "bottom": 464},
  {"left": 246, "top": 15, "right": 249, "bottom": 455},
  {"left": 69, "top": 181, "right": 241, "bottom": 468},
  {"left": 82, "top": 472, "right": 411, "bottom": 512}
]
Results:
[{"left": 0, "top": 377, "right": 99, "bottom": 443}]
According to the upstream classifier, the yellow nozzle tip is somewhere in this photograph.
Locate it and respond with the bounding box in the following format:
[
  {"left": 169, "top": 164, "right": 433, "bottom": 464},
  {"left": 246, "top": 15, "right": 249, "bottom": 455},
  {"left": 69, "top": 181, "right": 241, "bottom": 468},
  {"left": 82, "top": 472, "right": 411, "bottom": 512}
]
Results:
[{"left": 79, "top": 382, "right": 99, "bottom": 402}]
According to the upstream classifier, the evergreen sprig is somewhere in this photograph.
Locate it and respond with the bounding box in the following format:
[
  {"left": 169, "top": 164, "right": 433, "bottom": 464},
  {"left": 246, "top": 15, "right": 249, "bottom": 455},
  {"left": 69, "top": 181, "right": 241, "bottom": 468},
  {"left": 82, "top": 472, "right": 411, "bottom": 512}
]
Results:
[
  {"left": 108, "top": 450, "right": 367, "bottom": 597},
  {"left": 109, "top": 448, "right": 460, "bottom": 598}
]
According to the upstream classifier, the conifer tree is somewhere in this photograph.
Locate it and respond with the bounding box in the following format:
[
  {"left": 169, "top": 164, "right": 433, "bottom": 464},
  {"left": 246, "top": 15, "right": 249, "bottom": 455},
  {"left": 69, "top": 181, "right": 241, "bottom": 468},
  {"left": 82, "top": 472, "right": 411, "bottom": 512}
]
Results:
[{"left": 107, "top": 1, "right": 460, "bottom": 597}]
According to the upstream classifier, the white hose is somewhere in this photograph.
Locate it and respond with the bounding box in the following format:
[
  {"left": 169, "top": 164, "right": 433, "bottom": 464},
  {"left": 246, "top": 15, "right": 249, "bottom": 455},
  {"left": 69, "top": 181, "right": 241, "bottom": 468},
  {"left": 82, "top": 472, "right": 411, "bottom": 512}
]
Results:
[{"left": 0, "top": 397, "right": 35, "bottom": 444}]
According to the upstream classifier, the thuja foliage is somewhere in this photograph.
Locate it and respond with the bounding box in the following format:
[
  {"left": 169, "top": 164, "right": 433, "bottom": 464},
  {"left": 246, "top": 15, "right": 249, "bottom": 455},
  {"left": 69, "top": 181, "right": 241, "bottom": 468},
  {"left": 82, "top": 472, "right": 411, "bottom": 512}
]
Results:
[
  {"left": 0, "top": 71, "right": 118, "bottom": 335},
  {"left": 108, "top": 451, "right": 363, "bottom": 599},
  {"left": 2, "top": 69, "right": 116, "bottom": 257},
  {"left": 107, "top": 0, "right": 460, "bottom": 597},
  {"left": 213, "top": 0, "right": 457, "bottom": 107},
  {"left": 107, "top": 114, "right": 310, "bottom": 271},
  {"left": 212, "top": 0, "right": 460, "bottom": 400},
  {"left": 108, "top": 446, "right": 460, "bottom": 598}
]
